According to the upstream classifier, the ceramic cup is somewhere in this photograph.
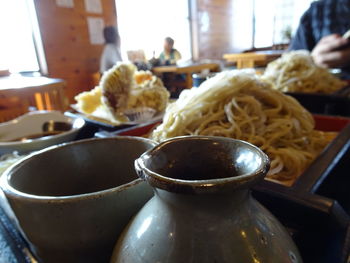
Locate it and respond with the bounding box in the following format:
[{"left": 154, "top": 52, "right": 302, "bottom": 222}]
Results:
[{"left": 0, "top": 137, "right": 156, "bottom": 263}]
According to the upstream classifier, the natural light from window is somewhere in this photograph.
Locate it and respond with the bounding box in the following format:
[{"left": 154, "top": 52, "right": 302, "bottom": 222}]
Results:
[
  {"left": 116, "top": 0, "right": 192, "bottom": 61},
  {"left": 253, "top": 0, "right": 316, "bottom": 48},
  {"left": 254, "top": 0, "right": 276, "bottom": 48},
  {"left": 0, "top": 0, "right": 40, "bottom": 73}
]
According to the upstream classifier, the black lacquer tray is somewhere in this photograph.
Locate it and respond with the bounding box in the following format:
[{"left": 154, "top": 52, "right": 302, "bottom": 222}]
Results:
[
  {"left": 0, "top": 201, "right": 36, "bottom": 263},
  {"left": 253, "top": 187, "right": 350, "bottom": 263},
  {"left": 287, "top": 92, "right": 350, "bottom": 117}
]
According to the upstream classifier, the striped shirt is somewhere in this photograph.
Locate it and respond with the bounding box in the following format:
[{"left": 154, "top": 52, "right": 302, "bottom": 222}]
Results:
[
  {"left": 290, "top": 0, "right": 350, "bottom": 77},
  {"left": 290, "top": 0, "right": 350, "bottom": 50}
]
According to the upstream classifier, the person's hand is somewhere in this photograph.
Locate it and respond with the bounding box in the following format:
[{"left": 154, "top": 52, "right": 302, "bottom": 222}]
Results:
[{"left": 311, "top": 34, "right": 350, "bottom": 68}]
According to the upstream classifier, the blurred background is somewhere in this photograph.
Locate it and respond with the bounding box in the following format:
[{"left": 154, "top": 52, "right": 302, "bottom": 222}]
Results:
[{"left": 0, "top": 0, "right": 315, "bottom": 102}]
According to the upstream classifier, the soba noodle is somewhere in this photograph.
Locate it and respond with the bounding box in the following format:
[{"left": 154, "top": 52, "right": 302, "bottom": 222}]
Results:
[
  {"left": 151, "top": 71, "right": 336, "bottom": 184},
  {"left": 262, "top": 50, "right": 346, "bottom": 93}
]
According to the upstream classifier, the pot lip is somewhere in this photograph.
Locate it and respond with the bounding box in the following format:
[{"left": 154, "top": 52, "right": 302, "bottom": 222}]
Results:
[
  {"left": 0, "top": 136, "right": 156, "bottom": 203},
  {"left": 136, "top": 136, "right": 270, "bottom": 194}
]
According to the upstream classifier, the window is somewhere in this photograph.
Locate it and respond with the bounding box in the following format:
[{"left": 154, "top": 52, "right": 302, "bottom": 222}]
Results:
[
  {"left": 0, "top": 0, "right": 46, "bottom": 73},
  {"left": 115, "top": 0, "right": 191, "bottom": 61},
  {"left": 253, "top": 0, "right": 276, "bottom": 48},
  {"left": 253, "top": 0, "right": 316, "bottom": 48}
]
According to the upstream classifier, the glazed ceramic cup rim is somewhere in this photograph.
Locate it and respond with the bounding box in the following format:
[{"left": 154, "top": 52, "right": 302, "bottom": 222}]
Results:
[
  {"left": 135, "top": 136, "right": 270, "bottom": 193},
  {"left": 1, "top": 136, "right": 156, "bottom": 203}
]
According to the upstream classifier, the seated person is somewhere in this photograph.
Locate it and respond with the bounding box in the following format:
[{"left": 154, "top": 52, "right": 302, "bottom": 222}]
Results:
[
  {"left": 158, "top": 37, "right": 182, "bottom": 65},
  {"left": 289, "top": 0, "right": 350, "bottom": 78},
  {"left": 100, "top": 26, "right": 122, "bottom": 73}
]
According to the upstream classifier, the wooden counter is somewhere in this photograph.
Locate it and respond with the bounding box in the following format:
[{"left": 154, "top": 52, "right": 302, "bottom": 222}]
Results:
[{"left": 223, "top": 50, "right": 284, "bottom": 69}]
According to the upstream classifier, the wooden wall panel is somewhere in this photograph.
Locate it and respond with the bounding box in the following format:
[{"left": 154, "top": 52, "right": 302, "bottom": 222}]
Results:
[
  {"left": 34, "top": 0, "right": 117, "bottom": 104},
  {"left": 194, "top": 0, "right": 236, "bottom": 60}
]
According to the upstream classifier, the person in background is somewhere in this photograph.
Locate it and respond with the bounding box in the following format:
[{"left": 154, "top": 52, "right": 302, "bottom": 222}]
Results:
[
  {"left": 159, "top": 37, "right": 182, "bottom": 65},
  {"left": 100, "top": 26, "right": 122, "bottom": 73},
  {"left": 289, "top": 0, "right": 350, "bottom": 78}
]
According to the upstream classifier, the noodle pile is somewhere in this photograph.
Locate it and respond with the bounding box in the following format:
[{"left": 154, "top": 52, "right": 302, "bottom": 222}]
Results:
[
  {"left": 262, "top": 50, "right": 346, "bottom": 93},
  {"left": 151, "top": 71, "right": 336, "bottom": 184}
]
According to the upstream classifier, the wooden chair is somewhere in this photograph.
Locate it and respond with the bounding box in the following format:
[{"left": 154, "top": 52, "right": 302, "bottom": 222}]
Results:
[
  {"left": 0, "top": 77, "right": 68, "bottom": 122},
  {"left": 92, "top": 72, "right": 101, "bottom": 87},
  {"left": 0, "top": 107, "right": 28, "bottom": 123},
  {"left": 0, "top": 97, "right": 27, "bottom": 122},
  {"left": 127, "top": 50, "right": 147, "bottom": 62}
]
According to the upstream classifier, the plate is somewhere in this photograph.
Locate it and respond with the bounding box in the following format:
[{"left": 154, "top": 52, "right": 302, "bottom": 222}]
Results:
[
  {"left": 69, "top": 105, "right": 164, "bottom": 131},
  {"left": 0, "top": 111, "right": 85, "bottom": 155},
  {"left": 94, "top": 121, "right": 161, "bottom": 138}
]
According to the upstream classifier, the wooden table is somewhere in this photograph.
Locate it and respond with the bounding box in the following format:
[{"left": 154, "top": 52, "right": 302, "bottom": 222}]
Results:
[
  {"left": 0, "top": 75, "right": 67, "bottom": 122},
  {"left": 152, "top": 62, "right": 220, "bottom": 90},
  {"left": 223, "top": 50, "right": 284, "bottom": 69}
]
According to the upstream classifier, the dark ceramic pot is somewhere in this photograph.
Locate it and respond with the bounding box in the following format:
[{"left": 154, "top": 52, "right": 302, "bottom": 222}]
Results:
[
  {"left": 1, "top": 137, "right": 156, "bottom": 263},
  {"left": 111, "top": 136, "right": 302, "bottom": 263}
]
